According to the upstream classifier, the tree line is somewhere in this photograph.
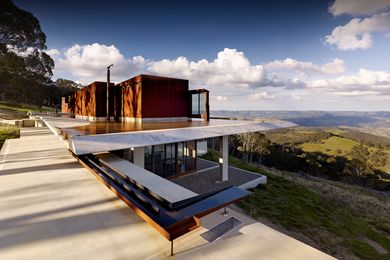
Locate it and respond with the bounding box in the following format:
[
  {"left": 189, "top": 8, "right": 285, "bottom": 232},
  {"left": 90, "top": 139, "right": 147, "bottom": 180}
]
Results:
[{"left": 226, "top": 132, "right": 390, "bottom": 191}]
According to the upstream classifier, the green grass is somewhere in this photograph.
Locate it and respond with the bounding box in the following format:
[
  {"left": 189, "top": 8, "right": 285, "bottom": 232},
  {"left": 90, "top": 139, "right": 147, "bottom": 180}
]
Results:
[
  {"left": 326, "top": 128, "right": 347, "bottom": 135},
  {"left": 298, "top": 132, "right": 390, "bottom": 173},
  {"left": 299, "top": 136, "right": 360, "bottom": 157},
  {"left": 0, "top": 125, "right": 20, "bottom": 150},
  {"left": 0, "top": 102, "right": 53, "bottom": 113},
  {"left": 267, "top": 127, "right": 390, "bottom": 173},
  {"left": 264, "top": 127, "right": 332, "bottom": 145},
  {"left": 240, "top": 169, "right": 390, "bottom": 259},
  {"left": 203, "top": 150, "right": 390, "bottom": 259}
]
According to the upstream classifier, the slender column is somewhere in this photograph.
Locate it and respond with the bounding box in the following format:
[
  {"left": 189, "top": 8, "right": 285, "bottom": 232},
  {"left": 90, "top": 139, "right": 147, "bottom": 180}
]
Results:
[
  {"left": 133, "top": 147, "right": 144, "bottom": 168},
  {"left": 219, "top": 135, "right": 229, "bottom": 181}
]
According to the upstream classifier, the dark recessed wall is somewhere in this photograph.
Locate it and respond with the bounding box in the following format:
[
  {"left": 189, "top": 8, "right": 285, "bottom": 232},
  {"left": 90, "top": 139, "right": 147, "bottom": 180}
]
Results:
[{"left": 141, "top": 75, "right": 189, "bottom": 119}]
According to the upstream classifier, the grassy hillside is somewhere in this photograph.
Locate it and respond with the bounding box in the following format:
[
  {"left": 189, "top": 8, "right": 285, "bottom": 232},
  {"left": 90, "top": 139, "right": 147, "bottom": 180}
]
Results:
[
  {"left": 265, "top": 127, "right": 390, "bottom": 174},
  {"left": 0, "top": 102, "right": 54, "bottom": 120},
  {"left": 299, "top": 135, "right": 360, "bottom": 158},
  {"left": 203, "top": 150, "right": 390, "bottom": 259},
  {"left": 240, "top": 171, "right": 390, "bottom": 260}
]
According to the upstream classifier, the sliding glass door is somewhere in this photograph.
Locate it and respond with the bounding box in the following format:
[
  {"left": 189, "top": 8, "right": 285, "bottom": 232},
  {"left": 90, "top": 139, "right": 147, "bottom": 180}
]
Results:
[{"left": 142, "top": 141, "right": 197, "bottom": 178}]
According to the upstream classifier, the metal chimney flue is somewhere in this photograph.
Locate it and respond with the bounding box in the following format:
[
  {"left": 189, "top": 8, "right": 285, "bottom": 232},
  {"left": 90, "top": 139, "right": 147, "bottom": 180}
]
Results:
[{"left": 107, "top": 64, "right": 113, "bottom": 120}]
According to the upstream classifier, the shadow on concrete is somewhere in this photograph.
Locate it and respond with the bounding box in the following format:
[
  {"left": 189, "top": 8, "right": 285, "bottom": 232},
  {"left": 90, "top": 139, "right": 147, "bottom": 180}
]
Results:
[
  {"left": 0, "top": 148, "right": 67, "bottom": 161},
  {"left": 0, "top": 197, "right": 118, "bottom": 227},
  {"left": 0, "top": 179, "right": 90, "bottom": 198},
  {"left": 0, "top": 161, "right": 84, "bottom": 176},
  {"left": 0, "top": 200, "right": 142, "bottom": 250}
]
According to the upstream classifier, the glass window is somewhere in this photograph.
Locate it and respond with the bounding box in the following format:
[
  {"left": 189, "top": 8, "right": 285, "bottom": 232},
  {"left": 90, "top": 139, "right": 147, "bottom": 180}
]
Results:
[
  {"left": 199, "top": 93, "right": 206, "bottom": 114},
  {"left": 192, "top": 94, "right": 199, "bottom": 114},
  {"left": 185, "top": 140, "right": 196, "bottom": 171},
  {"left": 165, "top": 143, "right": 176, "bottom": 177},
  {"left": 177, "top": 142, "right": 185, "bottom": 174},
  {"left": 144, "top": 146, "right": 153, "bottom": 172},
  {"left": 197, "top": 140, "right": 208, "bottom": 156},
  {"left": 153, "top": 145, "right": 165, "bottom": 176}
]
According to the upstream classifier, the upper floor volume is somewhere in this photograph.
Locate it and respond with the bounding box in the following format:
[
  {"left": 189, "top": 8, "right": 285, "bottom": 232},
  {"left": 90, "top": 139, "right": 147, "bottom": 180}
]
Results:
[{"left": 61, "top": 74, "right": 210, "bottom": 122}]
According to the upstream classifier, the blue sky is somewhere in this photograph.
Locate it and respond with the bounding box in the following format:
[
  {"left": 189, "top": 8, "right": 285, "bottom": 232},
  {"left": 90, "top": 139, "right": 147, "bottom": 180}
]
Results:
[{"left": 14, "top": 0, "right": 390, "bottom": 111}]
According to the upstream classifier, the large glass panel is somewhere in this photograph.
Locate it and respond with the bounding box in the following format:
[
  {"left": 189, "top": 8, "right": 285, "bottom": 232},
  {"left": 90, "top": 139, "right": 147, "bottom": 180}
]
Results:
[
  {"left": 185, "top": 140, "right": 196, "bottom": 172},
  {"left": 199, "top": 93, "right": 206, "bottom": 114},
  {"left": 197, "top": 139, "right": 208, "bottom": 156},
  {"left": 177, "top": 142, "right": 185, "bottom": 174},
  {"left": 192, "top": 94, "right": 199, "bottom": 114},
  {"left": 153, "top": 145, "right": 165, "bottom": 177},
  {"left": 144, "top": 146, "right": 153, "bottom": 172},
  {"left": 165, "top": 143, "right": 176, "bottom": 177}
]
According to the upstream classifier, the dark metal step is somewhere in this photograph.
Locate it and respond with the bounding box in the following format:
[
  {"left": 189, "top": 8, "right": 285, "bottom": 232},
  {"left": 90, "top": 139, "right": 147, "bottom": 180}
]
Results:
[{"left": 200, "top": 217, "right": 242, "bottom": 242}]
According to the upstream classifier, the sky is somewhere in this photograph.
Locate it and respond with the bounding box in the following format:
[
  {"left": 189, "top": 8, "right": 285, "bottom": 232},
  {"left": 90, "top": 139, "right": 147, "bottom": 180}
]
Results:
[{"left": 13, "top": 0, "right": 390, "bottom": 111}]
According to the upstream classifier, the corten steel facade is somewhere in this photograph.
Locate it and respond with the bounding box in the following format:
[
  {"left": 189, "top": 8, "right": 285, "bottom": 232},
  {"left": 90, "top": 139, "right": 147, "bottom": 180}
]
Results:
[
  {"left": 71, "top": 81, "right": 116, "bottom": 120},
  {"left": 62, "top": 74, "right": 209, "bottom": 122},
  {"left": 61, "top": 96, "right": 74, "bottom": 114},
  {"left": 117, "top": 74, "right": 190, "bottom": 120}
]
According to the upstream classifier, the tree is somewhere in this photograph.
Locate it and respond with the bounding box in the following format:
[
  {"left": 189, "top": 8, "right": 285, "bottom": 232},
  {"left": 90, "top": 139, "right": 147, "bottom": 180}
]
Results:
[
  {"left": 0, "top": 0, "right": 55, "bottom": 106},
  {"left": 0, "top": 0, "right": 46, "bottom": 53},
  {"left": 236, "top": 133, "right": 271, "bottom": 164},
  {"left": 344, "top": 145, "right": 374, "bottom": 177},
  {"left": 253, "top": 133, "right": 271, "bottom": 165},
  {"left": 55, "top": 78, "right": 81, "bottom": 89},
  {"left": 236, "top": 133, "right": 255, "bottom": 163},
  {"left": 370, "top": 150, "right": 387, "bottom": 169}
]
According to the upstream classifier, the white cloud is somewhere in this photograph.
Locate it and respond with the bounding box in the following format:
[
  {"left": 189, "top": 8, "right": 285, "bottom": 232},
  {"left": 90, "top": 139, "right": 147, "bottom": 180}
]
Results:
[
  {"left": 216, "top": 95, "right": 228, "bottom": 101},
  {"left": 148, "top": 48, "right": 267, "bottom": 88},
  {"left": 334, "top": 90, "right": 381, "bottom": 96},
  {"left": 248, "top": 91, "right": 276, "bottom": 100},
  {"left": 265, "top": 58, "right": 346, "bottom": 75},
  {"left": 308, "top": 68, "right": 390, "bottom": 96},
  {"left": 325, "top": 12, "right": 390, "bottom": 50},
  {"left": 329, "top": 0, "right": 390, "bottom": 16},
  {"left": 46, "top": 49, "right": 60, "bottom": 58},
  {"left": 292, "top": 94, "right": 301, "bottom": 100},
  {"left": 7, "top": 46, "right": 35, "bottom": 57},
  {"left": 54, "top": 43, "right": 146, "bottom": 83},
  {"left": 51, "top": 43, "right": 390, "bottom": 101}
]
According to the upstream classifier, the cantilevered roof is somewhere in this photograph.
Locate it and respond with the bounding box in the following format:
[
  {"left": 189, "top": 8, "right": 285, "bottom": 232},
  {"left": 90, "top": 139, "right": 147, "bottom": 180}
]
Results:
[{"left": 41, "top": 117, "right": 296, "bottom": 155}]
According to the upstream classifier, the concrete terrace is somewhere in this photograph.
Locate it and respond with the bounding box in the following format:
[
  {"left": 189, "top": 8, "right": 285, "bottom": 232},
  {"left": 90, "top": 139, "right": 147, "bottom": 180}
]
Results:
[
  {"left": 0, "top": 127, "right": 334, "bottom": 259},
  {"left": 172, "top": 158, "right": 265, "bottom": 194}
]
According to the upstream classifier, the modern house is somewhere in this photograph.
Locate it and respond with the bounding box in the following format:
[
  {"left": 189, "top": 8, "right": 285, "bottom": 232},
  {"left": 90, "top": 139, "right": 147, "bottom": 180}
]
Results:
[
  {"left": 62, "top": 74, "right": 209, "bottom": 122},
  {"left": 53, "top": 74, "right": 295, "bottom": 253}
]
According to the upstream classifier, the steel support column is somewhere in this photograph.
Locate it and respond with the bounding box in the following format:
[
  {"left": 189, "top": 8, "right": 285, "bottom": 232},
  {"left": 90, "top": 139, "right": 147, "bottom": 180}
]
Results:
[
  {"left": 219, "top": 135, "right": 229, "bottom": 181},
  {"left": 133, "top": 147, "right": 144, "bottom": 168}
]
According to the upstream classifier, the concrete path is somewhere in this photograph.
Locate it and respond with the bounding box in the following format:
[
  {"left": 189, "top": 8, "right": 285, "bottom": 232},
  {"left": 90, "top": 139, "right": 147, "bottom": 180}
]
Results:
[{"left": 0, "top": 127, "right": 334, "bottom": 260}]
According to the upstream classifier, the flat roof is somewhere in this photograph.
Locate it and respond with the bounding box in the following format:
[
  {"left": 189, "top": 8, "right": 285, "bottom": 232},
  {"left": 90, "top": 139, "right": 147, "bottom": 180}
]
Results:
[
  {"left": 96, "top": 152, "right": 198, "bottom": 205},
  {"left": 40, "top": 118, "right": 296, "bottom": 155},
  {"left": 61, "top": 120, "right": 220, "bottom": 137}
]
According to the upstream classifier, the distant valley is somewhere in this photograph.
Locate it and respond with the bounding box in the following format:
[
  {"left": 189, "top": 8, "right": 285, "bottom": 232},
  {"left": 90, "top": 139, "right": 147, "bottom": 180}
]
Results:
[{"left": 211, "top": 110, "right": 390, "bottom": 138}]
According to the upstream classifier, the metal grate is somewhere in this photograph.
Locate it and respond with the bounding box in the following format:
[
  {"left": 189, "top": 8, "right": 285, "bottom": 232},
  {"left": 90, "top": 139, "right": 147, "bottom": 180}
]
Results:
[{"left": 200, "top": 217, "right": 241, "bottom": 243}]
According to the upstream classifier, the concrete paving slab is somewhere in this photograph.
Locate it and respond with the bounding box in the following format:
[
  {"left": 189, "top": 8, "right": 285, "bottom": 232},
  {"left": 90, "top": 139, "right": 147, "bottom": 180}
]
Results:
[{"left": 0, "top": 127, "right": 334, "bottom": 260}]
